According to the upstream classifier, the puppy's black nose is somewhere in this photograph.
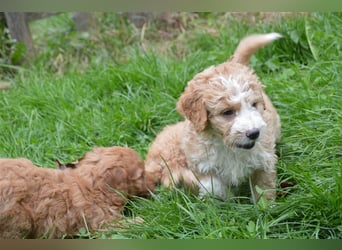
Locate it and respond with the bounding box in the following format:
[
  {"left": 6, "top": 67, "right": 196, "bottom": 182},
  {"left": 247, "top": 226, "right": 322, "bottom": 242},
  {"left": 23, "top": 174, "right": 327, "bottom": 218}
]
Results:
[{"left": 246, "top": 128, "right": 260, "bottom": 140}]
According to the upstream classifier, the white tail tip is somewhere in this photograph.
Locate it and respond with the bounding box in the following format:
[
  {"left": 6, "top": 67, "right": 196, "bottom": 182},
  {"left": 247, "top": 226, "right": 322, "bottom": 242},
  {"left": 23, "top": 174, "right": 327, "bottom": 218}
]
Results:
[{"left": 265, "top": 32, "right": 283, "bottom": 41}]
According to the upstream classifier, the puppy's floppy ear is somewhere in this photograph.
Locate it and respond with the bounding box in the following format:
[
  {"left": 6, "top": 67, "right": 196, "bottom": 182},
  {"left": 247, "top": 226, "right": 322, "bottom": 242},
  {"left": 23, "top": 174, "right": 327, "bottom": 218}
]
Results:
[
  {"left": 177, "top": 85, "right": 208, "bottom": 132},
  {"left": 102, "top": 166, "right": 128, "bottom": 193}
]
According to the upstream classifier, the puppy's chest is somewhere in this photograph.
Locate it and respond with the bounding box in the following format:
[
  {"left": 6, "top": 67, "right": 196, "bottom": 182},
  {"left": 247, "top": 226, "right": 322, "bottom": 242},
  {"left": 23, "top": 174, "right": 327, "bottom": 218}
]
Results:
[{"left": 193, "top": 144, "right": 266, "bottom": 186}]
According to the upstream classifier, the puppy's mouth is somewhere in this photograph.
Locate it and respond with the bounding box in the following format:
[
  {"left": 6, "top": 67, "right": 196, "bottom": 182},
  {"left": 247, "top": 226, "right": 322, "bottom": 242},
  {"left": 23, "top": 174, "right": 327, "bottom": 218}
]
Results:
[{"left": 236, "top": 141, "right": 255, "bottom": 149}]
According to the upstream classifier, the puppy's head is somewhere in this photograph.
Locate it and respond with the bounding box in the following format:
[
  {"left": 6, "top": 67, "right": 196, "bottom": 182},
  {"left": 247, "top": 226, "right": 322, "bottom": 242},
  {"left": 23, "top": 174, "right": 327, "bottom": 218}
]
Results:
[
  {"left": 77, "top": 146, "right": 154, "bottom": 197},
  {"left": 177, "top": 33, "right": 281, "bottom": 150}
]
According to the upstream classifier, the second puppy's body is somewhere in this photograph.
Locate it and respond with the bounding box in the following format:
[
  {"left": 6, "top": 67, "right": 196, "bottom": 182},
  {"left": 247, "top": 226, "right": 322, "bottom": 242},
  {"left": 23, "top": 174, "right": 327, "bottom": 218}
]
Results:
[
  {"left": 0, "top": 146, "right": 154, "bottom": 239},
  {"left": 145, "top": 33, "right": 281, "bottom": 200}
]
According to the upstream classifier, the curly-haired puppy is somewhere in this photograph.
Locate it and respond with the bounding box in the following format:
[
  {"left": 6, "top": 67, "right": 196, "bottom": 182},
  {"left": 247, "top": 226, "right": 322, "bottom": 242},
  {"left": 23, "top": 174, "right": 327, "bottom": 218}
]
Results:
[
  {"left": 0, "top": 146, "right": 154, "bottom": 239},
  {"left": 145, "top": 33, "right": 282, "bottom": 201}
]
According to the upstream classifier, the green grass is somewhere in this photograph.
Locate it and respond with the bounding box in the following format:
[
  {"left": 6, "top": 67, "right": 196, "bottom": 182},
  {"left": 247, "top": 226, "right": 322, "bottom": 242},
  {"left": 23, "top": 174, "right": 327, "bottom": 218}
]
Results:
[{"left": 0, "top": 12, "right": 341, "bottom": 239}]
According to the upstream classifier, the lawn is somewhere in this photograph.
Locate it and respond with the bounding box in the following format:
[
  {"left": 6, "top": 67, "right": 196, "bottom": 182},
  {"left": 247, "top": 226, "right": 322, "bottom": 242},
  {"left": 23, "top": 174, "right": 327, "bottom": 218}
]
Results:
[{"left": 0, "top": 12, "right": 341, "bottom": 239}]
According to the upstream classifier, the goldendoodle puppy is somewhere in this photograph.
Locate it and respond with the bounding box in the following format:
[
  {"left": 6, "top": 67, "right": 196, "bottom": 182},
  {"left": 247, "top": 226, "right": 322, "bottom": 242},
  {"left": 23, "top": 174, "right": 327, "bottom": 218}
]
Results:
[
  {"left": 0, "top": 146, "right": 154, "bottom": 239},
  {"left": 145, "top": 33, "right": 282, "bottom": 201}
]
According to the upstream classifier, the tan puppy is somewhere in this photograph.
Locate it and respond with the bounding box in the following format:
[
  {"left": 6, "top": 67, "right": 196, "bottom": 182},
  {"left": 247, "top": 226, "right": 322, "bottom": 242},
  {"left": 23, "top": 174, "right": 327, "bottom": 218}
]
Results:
[
  {"left": 145, "top": 33, "right": 282, "bottom": 201},
  {"left": 0, "top": 146, "right": 154, "bottom": 239}
]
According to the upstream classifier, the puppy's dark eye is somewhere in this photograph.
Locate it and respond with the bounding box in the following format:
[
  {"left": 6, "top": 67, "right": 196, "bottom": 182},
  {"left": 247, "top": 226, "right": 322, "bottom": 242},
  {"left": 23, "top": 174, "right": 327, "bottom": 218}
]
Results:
[
  {"left": 252, "top": 102, "right": 258, "bottom": 108},
  {"left": 222, "top": 110, "right": 235, "bottom": 116}
]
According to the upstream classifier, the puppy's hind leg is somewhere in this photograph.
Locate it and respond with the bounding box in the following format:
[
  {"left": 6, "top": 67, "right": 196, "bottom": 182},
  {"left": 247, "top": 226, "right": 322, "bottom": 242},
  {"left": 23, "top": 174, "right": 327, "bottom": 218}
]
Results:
[{"left": 0, "top": 202, "right": 34, "bottom": 239}]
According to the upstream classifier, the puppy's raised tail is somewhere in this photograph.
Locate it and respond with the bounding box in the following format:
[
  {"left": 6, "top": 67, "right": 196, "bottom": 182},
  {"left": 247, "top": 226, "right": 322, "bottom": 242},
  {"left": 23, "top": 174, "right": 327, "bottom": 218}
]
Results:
[{"left": 230, "top": 33, "right": 282, "bottom": 65}]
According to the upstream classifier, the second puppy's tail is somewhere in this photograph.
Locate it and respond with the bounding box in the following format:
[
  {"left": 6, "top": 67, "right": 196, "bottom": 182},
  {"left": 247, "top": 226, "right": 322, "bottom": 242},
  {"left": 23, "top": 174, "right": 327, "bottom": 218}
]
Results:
[{"left": 230, "top": 33, "right": 282, "bottom": 65}]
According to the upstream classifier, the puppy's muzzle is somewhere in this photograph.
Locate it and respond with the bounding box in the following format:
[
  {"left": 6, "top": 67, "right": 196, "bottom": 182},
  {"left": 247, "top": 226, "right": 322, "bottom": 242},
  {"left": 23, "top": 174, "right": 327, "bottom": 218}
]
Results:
[{"left": 236, "top": 128, "right": 260, "bottom": 149}]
